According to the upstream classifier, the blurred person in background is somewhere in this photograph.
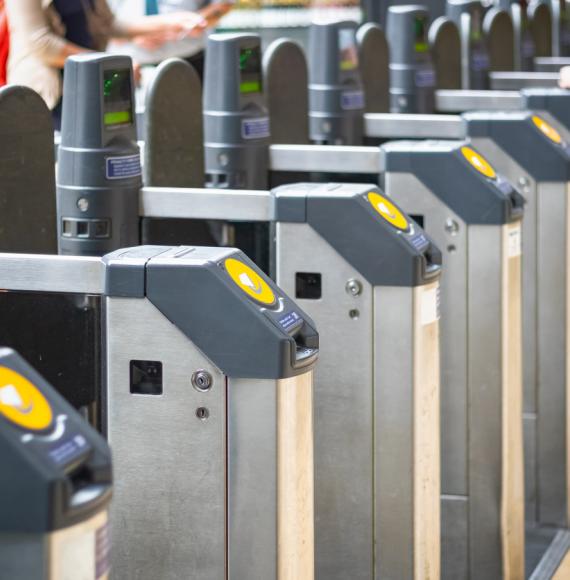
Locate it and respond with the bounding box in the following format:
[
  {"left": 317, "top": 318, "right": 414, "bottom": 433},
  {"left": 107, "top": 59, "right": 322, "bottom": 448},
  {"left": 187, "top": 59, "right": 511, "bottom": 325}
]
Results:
[{"left": 5, "top": 0, "right": 208, "bottom": 127}]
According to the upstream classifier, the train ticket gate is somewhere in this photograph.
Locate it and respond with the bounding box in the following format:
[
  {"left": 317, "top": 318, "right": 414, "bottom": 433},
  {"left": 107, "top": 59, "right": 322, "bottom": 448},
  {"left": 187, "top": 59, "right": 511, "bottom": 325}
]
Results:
[
  {"left": 0, "top": 348, "right": 112, "bottom": 580},
  {"left": 48, "top": 51, "right": 447, "bottom": 579},
  {"left": 381, "top": 140, "right": 525, "bottom": 580},
  {"left": 382, "top": 4, "right": 570, "bottom": 131},
  {"left": 0, "top": 246, "right": 319, "bottom": 580},
  {"left": 185, "top": 29, "right": 529, "bottom": 578}
]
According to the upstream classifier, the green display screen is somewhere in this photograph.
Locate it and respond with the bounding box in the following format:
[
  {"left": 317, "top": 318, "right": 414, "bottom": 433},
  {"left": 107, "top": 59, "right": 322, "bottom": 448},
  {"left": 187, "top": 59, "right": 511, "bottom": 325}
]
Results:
[
  {"left": 103, "top": 69, "right": 133, "bottom": 127},
  {"left": 414, "top": 16, "right": 428, "bottom": 53},
  {"left": 470, "top": 7, "right": 483, "bottom": 41},
  {"left": 239, "top": 47, "right": 262, "bottom": 94},
  {"left": 339, "top": 28, "right": 358, "bottom": 71}
]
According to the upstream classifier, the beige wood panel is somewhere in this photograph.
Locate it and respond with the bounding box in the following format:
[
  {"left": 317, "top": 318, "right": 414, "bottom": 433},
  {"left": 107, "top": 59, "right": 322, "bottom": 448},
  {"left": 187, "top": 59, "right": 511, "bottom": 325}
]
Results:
[
  {"left": 278, "top": 371, "right": 315, "bottom": 580},
  {"left": 49, "top": 509, "right": 108, "bottom": 580},
  {"left": 501, "top": 221, "right": 525, "bottom": 579},
  {"left": 413, "top": 281, "right": 441, "bottom": 580},
  {"left": 553, "top": 546, "right": 570, "bottom": 580}
]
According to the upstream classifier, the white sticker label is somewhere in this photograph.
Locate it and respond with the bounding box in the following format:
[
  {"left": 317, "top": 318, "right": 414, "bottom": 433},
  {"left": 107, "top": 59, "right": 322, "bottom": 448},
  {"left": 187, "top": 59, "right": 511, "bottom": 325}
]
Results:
[
  {"left": 508, "top": 226, "right": 522, "bottom": 257},
  {"left": 421, "top": 286, "right": 440, "bottom": 325},
  {"left": 241, "top": 117, "right": 270, "bottom": 140}
]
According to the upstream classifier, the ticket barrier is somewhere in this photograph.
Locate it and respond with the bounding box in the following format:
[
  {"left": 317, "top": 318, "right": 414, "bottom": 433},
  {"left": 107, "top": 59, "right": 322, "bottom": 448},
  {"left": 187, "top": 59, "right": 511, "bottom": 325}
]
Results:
[
  {"left": 380, "top": 4, "right": 570, "bottom": 132},
  {"left": 51, "top": 51, "right": 445, "bottom": 580},
  {"left": 0, "top": 246, "right": 319, "bottom": 580},
  {"left": 194, "top": 30, "right": 527, "bottom": 579},
  {"left": 263, "top": 21, "right": 570, "bottom": 576},
  {"left": 0, "top": 348, "right": 112, "bottom": 580}
]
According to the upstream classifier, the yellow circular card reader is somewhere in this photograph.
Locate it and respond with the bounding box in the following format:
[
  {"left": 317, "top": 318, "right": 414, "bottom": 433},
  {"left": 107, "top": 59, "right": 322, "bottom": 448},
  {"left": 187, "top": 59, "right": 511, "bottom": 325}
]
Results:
[
  {"left": 225, "top": 258, "right": 277, "bottom": 305},
  {"left": 0, "top": 367, "right": 53, "bottom": 431},
  {"left": 461, "top": 146, "right": 497, "bottom": 179},
  {"left": 532, "top": 115, "right": 563, "bottom": 145},
  {"left": 367, "top": 191, "right": 410, "bottom": 231}
]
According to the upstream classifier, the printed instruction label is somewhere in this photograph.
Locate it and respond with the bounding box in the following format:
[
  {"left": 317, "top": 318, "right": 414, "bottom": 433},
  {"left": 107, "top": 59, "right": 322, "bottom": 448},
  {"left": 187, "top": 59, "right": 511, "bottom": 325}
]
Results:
[
  {"left": 278, "top": 310, "right": 303, "bottom": 332},
  {"left": 105, "top": 155, "right": 141, "bottom": 180},
  {"left": 508, "top": 225, "right": 522, "bottom": 257},
  {"left": 421, "top": 286, "right": 440, "bottom": 326},
  {"left": 48, "top": 431, "right": 91, "bottom": 466},
  {"left": 241, "top": 117, "right": 270, "bottom": 140},
  {"left": 341, "top": 90, "right": 365, "bottom": 111}
]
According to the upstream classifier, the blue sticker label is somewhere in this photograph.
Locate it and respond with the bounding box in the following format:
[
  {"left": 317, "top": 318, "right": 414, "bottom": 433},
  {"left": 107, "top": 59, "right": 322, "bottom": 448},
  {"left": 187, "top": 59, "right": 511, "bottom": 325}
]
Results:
[
  {"left": 522, "top": 39, "right": 535, "bottom": 58},
  {"left": 471, "top": 50, "right": 490, "bottom": 72},
  {"left": 415, "top": 68, "right": 436, "bottom": 88},
  {"left": 278, "top": 310, "right": 303, "bottom": 332},
  {"left": 408, "top": 231, "right": 430, "bottom": 251},
  {"left": 341, "top": 90, "right": 365, "bottom": 111},
  {"left": 47, "top": 431, "right": 91, "bottom": 466},
  {"left": 106, "top": 155, "right": 141, "bottom": 180},
  {"left": 242, "top": 117, "right": 270, "bottom": 140},
  {"left": 496, "top": 178, "right": 514, "bottom": 195}
]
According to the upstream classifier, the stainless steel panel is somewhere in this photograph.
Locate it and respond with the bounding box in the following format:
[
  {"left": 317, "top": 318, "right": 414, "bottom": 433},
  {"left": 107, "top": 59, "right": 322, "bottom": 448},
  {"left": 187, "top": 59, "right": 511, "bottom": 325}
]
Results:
[
  {"left": 468, "top": 136, "right": 538, "bottom": 416},
  {"left": 524, "top": 413, "right": 538, "bottom": 524},
  {"left": 384, "top": 172, "right": 469, "bottom": 496},
  {"left": 489, "top": 71, "right": 560, "bottom": 90},
  {"left": 536, "top": 183, "right": 569, "bottom": 526},
  {"left": 269, "top": 144, "right": 383, "bottom": 174},
  {"left": 227, "top": 378, "right": 278, "bottom": 580},
  {"left": 373, "top": 286, "right": 415, "bottom": 579},
  {"left": 0, "top": 254, "right": 103, "bottom": 294},
  {"left": 274, "top": 222, "right": 374, "bottom": 580},
  {"left": 140, "top": 186, "right": 273, "bottom": 221},
  {"left": 467, "top": 225, "right": 504, "bottom": 579},
  {"left": 106, "top": 297, "right": 226, "bottom": 580},
  {"left": 364, "top": 113, "right": 467, "bottom": 139},
  {"left": 435, "top": 90, "right": 523, "bottom": 112},
  {"left": 441, "top": 495, "right": 469, "bottom": 580}
]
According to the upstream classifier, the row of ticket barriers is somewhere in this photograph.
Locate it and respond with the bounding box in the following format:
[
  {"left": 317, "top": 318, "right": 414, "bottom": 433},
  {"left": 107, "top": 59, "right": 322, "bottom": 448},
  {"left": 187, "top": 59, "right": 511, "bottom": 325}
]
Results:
[{"left": 3, "top": 2, "right": 570, "bottom": 579}]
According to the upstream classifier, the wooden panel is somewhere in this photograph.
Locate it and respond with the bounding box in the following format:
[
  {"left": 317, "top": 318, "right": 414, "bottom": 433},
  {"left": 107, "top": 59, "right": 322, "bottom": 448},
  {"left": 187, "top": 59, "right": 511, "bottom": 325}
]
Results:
[
  {"left": 501, "top": 221, "right": 525, "bottom": 579},
  {"left": 413, "top": 281, "right": 441, "bottom": 580},
  {"left": 278, "top": 371, "right": 315, "bottom": 580},
  {"left": 49, "top": 510, "right": 108, "bottom": 580}
]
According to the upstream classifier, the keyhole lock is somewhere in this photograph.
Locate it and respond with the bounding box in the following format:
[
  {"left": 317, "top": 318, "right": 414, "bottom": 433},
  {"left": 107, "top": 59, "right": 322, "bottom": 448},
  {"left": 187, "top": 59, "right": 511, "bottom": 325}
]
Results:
[{"left": 192, "top": 370, "right": 213, "bottom": 392}]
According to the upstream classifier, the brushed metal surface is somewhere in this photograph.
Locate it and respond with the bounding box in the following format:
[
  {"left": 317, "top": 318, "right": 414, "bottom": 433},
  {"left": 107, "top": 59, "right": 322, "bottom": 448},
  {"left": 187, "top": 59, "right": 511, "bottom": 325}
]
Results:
[
  {"left": 364, "top": 113, "right": 467, "bottom": 139},
  {"left": 269, "top": 144, "right": 383, "bottom": 174},
  {"left": 441, "top": 495, "right": 469, "bottom": 580},
  {"left": 435, "top": 89, "right": 523, "bottom": 112},
  {"left": 384, "top": 172, "right": 469, "bottom": 496},
  {"left": 489, "top": 71, "right": 560, "bottom": 89},
  {"left": 106, "top": 297, "right": 226, "bottom": 580},
  {"left": 274, "top": 222, "right": 374, "bottom": 580},
  {"left": 467, "top": 225, "right": 504, "bottom": 579},
  {"left": 373, "top": 286, "right": 415, "bottom": 579},
  {"left": 227, "top": 377, "right": 278, "bottom": 579},
  {"left": 0, "top": 253, "right": 103, "bottom": 294},
  {"left": 140, "top": 186, "right": 273, "bottom": 221},
  {"left": 536, "top": 183, "right": 569, "bottom": 526}
]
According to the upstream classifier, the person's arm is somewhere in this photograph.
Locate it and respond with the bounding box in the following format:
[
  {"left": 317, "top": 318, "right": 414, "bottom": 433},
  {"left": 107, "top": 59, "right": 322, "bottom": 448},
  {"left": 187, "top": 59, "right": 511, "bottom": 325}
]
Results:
[{"left": 5, "top": 0, "right": 90, "bottom": 68}]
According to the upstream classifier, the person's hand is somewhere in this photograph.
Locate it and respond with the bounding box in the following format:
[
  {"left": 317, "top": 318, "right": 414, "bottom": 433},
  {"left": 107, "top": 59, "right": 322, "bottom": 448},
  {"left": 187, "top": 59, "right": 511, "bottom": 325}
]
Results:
[
  {"left": 146, "top": 11, "right": 207, "bottom": 40},
  {"left": 559, "top": 66, "right": 570, "bottom": 89}
]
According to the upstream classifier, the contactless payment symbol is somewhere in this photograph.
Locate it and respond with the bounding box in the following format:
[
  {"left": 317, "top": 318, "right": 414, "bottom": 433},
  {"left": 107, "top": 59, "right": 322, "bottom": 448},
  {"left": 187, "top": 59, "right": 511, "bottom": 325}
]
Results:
[
  {"left": 367, "top": 191, "right": 409, "bottom": 231},
  {"left": 461, "top": 146, "right": 497, "bottom": 179},
  {"left": 225, "top": 258, "right": 276, "bottom": 305},
  {"left": 0, "top": 367, "right": 53, "bottom": 431},
  {"left": 532, "top": 115, "right": 563, "bottom": 144}
]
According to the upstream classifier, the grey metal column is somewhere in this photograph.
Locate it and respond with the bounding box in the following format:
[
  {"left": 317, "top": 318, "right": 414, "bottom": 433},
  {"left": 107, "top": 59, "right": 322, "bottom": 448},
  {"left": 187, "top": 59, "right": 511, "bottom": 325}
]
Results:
[
  {"left": 272, "top": 182, "right": 442, "bottom": 580},
  {"left": 382, "top": 140, "right": 525, "bottom": 579}
]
